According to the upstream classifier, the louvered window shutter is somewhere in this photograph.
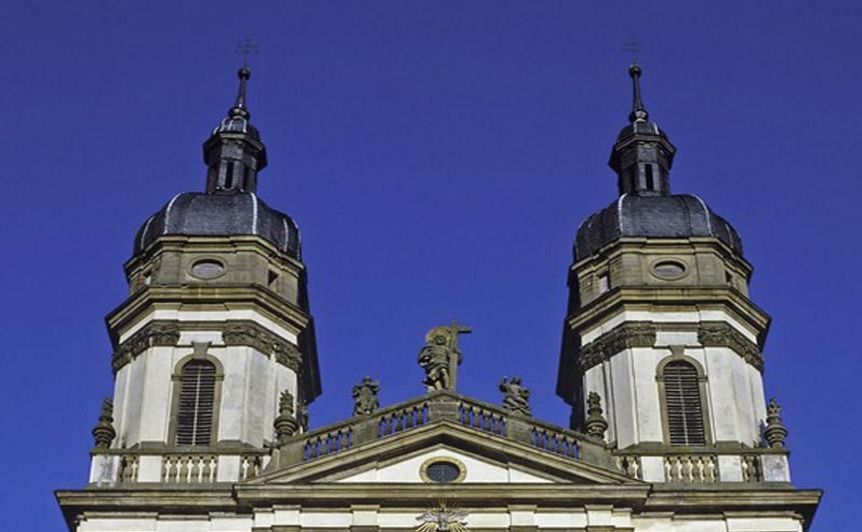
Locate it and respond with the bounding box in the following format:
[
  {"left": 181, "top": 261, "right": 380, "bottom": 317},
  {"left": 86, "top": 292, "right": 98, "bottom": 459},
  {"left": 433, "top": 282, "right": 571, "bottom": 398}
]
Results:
[
  {"left": 175, "top": 360, "right": 216, "bottom": 446},
  {"left": 663, "top": 361, "right": 706, "bottom": 446}
]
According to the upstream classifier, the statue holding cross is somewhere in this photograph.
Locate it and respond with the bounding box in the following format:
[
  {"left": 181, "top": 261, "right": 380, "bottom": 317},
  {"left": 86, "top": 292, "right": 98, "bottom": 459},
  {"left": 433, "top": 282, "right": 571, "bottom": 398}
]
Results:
[{"left": 418, "top": 321, "right": 471, "bottom": 392}]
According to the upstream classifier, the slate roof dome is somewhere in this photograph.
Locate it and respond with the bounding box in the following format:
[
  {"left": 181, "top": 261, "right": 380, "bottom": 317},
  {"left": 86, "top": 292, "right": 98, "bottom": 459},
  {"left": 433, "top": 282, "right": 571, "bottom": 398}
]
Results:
[
  {"left": 134, "top": 191, "right": 301, "bottom": 257},
  {"left": 575, "top": 193, "right": 742, "bottom": 260}
]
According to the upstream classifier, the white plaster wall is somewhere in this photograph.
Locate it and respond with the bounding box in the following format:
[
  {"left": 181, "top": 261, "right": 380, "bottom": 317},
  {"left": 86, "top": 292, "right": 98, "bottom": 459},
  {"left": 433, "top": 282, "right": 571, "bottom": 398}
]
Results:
[
  {"left": 218, "top": 345, "right": 250, "bottom": 443},
  {"left": 138, "top": 346, "right": 173, "bottom": 442},
  {"left": 335, "top": 447, "right": 553, "bottom": 484},
  {"left": 631, "top": 347, "right": 663, "bottom": 443},
  {"left": 703, "top": 347, "right": 761, "bottom": 446},
  {"left": 112, "top": 364, "right": 130, "bottom": 447},
  {"left": 609, "top": 351, "right": 637, "bottom": 448},
  {"left": 120, "top": 355, "right": 147, "bottom": 447}
]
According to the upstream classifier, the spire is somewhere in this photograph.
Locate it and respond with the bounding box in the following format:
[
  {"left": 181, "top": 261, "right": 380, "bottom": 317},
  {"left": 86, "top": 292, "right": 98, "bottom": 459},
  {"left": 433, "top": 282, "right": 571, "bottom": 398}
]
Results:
[
  {"left": 628, "top": 63, "right": 648, "bottom": 123},
  {"left": 203, "top": 66, "right": 268, "bottom": 194},
  {"left": 230, "top": 65, "right": 251, "bottom": 119},
  {"left": 608, "top": 63, "right": 676, "bottom": 197}
]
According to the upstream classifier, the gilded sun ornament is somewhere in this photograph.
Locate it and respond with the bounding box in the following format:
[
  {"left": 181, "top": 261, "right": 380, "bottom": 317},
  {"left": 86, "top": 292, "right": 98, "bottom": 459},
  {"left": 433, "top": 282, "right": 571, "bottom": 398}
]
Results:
[{"left": 416, "top": 502, "right": 469, "bottom": 531}]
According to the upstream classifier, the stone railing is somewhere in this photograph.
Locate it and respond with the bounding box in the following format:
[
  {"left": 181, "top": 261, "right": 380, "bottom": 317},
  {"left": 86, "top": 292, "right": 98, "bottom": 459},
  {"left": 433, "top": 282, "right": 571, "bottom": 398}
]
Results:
[
  {"left": 276, "top": 391, "right": 611, "bottom": 470},
  {"left": 89, "top": 448, "right": 271, "bottom": 486},
  {"left": 664, "top": 454, "right": 718, "bottom": 483},
  {"left": 458, "top": 400, "right": 506, "bottom": 436},
  {"left": 613, "top": 448, "right": 787, "bottom": 484},
  {"left": 162, "top": 453, "right": 218, "bottom": 483}
]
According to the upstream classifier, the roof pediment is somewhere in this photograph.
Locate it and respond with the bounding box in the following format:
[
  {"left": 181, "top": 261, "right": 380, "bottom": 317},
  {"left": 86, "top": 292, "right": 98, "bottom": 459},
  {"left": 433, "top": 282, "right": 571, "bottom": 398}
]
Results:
[{"left": 251, "top": 419, "right": 636, "bottom": 486}]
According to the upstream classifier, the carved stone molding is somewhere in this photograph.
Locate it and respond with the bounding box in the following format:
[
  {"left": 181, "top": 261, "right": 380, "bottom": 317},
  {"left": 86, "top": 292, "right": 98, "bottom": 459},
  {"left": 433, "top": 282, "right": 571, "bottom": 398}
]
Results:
[
  {"left": 697, "top": 321, "right": 763, "bottom": 371},
  {"left": 111, "top": 320, "right": 303, "bottom": 373},
  {"left": 222, "top": 321, "right": 302, "bottom": 371},
  {"left": 112, "top": 322, "right": 181, "bottom": 372},
  {"left": 578, "top": 321, "right": 657, "bottom": 372}
]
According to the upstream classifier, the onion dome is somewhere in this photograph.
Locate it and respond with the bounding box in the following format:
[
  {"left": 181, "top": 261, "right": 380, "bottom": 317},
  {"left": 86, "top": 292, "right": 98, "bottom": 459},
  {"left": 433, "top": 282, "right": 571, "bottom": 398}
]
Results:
[
  {"left": 575, "top": 64, "right": 742, "bottom": 260},
  {"left": 133, "top": 66, "right": 300, "bottom": 258},
  {"left": 575, "top": 194, "right": 742, "bottom": 259},
  {"left": 134, "top": 192, "right": 301, "bottom": 257}
]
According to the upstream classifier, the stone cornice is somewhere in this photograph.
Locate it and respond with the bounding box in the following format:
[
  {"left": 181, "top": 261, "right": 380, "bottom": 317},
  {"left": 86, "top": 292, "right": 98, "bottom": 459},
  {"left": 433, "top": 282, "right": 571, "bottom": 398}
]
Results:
[
  {"left": 111, "top": 320, "right": 302, "bottom": 373},
  {"left": 573, "top": 237, "right": 753, "bottom": 276},
  {"left": 566, "top": 286, "right": 771, "bottom": 344},
  {"left": 578, "top": 322, "right": 657, "bottom": 372},
  {"left": 125, "top": 234, "right": 306, "bottom": 275},
  {"left": 698, "top": 321, "right": 764, "bottom": 371},
  {"left": 106, "top": 284, "right": 311, "bottom": 346}
]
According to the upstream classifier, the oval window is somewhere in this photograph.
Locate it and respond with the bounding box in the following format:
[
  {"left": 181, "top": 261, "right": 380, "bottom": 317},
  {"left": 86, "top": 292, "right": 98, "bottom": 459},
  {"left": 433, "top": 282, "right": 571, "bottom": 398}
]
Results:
[
  {"left": 653, "top": 260, "right": 686, "bottom": 279},
  {"left": 422, "top": 459, "right": 464, "bottom": 483},
  {"left": 190, "top": 259, "right": 225, "bottom": 279}
]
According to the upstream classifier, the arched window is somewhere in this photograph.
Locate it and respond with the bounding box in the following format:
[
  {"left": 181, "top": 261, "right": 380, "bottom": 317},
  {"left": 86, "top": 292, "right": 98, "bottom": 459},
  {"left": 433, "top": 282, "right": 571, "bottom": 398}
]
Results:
[
  {"left": 175, "top": 360, "right": 217, "bottom": 446},
  {"left": 662, "top": 360, "right": 707, "bottom": 446}
]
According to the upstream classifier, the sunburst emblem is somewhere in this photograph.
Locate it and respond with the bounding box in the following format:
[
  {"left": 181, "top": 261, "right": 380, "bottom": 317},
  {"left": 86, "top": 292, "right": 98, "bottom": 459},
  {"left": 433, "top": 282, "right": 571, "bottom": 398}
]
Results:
[{"left": 416, "top": 501, "right": 469, "bottom": 532}]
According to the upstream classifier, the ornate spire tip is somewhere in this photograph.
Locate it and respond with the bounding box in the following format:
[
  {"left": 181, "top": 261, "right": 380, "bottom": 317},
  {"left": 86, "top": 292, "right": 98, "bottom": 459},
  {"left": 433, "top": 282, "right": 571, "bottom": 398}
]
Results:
[{"left": 627, "top": 62, "right": 648, "bottom": 123}]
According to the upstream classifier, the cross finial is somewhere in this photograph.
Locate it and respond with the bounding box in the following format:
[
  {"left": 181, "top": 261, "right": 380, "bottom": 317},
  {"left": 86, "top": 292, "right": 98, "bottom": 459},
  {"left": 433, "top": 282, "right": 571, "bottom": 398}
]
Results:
[
  {"left": 621, "top": 39, "right": 643, "bottom": 64},
  {"left": 235, "top": 38, "right": 259, "bottom": 67}
]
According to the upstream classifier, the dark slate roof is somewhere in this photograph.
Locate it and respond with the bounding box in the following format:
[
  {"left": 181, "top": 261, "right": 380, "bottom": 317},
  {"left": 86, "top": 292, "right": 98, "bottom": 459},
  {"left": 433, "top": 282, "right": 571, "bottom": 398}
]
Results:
[
  {"left": 134, "top": 192, "right": 300, "bottom": 257},
  {"left": 615, "top": 119, "right": 669, "bottom": 141},
  {"left": 575, "top": 193, "right": 743, "bottom": 260}
]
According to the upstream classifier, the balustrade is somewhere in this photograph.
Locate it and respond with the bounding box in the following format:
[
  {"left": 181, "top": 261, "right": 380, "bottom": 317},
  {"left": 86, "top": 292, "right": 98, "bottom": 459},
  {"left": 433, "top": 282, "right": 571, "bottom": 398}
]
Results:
[
  {"left": 664, "top": 454, "right": 717, "bottom": 483},
  {"left": 616, "top": 455, "right": 642, "bottom": 479},
  {"left": 118, "top": 455, "right": 138, "bottom": 483},
  {"left": 458, "top": 402, "right": 506, "bottom": 435},
  {"left": 162, "top": 454, "right": 218, "bottom": 483},
  {"left": 303, "top": 427, "right": 353, "bottom": 461},
  {"left": 741, "top": 454, "right": 762, "bottom": 482},
  {"left": 378, "top": 402, "right": 429, "bottom": 437},
  {"left": 530, "top": 426, "right": 579, "bottom": 459}
]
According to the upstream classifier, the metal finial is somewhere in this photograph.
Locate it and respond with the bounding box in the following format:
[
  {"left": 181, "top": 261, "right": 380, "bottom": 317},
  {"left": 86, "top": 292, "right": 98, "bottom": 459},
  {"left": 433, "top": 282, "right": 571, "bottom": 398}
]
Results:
[
  {"left": 234, "top": 65, "right": 251, "bottom": 110},
  {"left": 231, "top": 39, "right": 259, "bottom": 117},
  {"left": 628, "top": 62, "right": 649, "bottom": 123}
]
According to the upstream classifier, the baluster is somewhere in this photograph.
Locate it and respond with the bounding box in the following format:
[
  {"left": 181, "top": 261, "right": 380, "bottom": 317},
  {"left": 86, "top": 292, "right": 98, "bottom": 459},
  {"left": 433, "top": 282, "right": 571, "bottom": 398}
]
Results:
[{"left": 705, "top": 456, "right": 716, "bottom": 482}]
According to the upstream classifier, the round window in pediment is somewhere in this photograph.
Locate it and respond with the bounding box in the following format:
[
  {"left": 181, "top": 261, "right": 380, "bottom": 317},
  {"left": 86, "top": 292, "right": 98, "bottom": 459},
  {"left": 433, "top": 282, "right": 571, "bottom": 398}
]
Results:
[
  {"left": 652, "top": 260, "right": 687, "bottom": 280},
  {"left": 420, "top": 457, "right": 466, "bottom": 483},
  {"left": 190, "top": 259, "right": 226, "bottom": 280}
]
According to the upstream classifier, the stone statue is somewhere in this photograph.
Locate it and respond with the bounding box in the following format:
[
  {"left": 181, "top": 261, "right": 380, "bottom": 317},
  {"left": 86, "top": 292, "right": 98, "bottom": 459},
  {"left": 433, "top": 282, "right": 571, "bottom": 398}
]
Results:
[
  {"left": 418, "top": 321, "right": 471, "bottom": 392},
  {"left": 352, "top": 376, "right": 380, "bottom": 416},
  {"left": 499, "top": 376, "right": 531, "bottom": 416}
]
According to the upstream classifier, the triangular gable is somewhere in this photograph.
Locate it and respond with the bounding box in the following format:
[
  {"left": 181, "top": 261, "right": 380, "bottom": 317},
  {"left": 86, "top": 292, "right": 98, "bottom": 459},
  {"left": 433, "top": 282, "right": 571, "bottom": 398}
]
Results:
[{"left": 251, "top": 420, "right": 637, "bottom": 486}]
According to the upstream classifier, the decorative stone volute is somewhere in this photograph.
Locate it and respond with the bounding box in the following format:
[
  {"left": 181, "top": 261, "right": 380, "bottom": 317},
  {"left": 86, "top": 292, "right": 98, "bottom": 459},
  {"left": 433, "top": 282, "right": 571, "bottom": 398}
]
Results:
[
  {"left": 91, "top": 398, "right": 116, "bottom": 449},
  {"left": 499, "top": 376, "right": 531, "bottom": 417},
  {"left": 352, "top": 376, "right": 380, "bottom": 416},
  {"left": 764, "top": 397, "right": 788, "bottom": 448},
  {"left": 585, "top": 391, "right": 609, "bottom": 440},
  {"left": 274, "top": 389, "right": 299, "bottom": 445}
]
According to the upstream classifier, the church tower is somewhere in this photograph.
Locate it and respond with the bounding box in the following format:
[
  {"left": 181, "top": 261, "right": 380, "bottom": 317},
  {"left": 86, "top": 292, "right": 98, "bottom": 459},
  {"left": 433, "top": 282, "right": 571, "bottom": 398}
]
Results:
[
  {"left": 557, "top": 64, "right": 788, "bottom": 483},
  {"left": 89, "top": 66, "right": 320, "bottom": 485}
]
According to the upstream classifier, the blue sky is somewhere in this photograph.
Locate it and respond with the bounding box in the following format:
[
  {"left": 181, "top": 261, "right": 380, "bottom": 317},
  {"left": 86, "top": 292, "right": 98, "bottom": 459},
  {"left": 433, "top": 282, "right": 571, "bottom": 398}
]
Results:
[{"left": 0, "top": 1, "right": 857, "bottom": 529}]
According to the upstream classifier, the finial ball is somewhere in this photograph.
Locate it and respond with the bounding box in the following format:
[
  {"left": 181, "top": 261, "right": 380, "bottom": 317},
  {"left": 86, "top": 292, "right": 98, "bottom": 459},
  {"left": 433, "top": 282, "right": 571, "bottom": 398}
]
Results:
[
  {"left": 238, "top": 66, "right": 251, "bottom": 80},
  {"left": 628, "top": 63, "right": 642, "bottom": 78}
]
